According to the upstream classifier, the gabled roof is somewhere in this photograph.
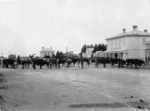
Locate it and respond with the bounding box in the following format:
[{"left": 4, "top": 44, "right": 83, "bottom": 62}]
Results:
[{"left": 106, "top": 27, "right": 150, "bottom": 40}]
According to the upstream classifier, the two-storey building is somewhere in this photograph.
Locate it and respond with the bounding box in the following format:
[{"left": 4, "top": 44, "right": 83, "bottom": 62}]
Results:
[
  {"left": 40, "top": 47, "right": 55, "bottom": 57},
  {"left": 105, "top": 25, "right": 150, "bottom": 61}
]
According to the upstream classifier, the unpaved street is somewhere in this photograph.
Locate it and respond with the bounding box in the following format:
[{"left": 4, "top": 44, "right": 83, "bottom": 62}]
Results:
[{"left": 0, "top": 67, "right": 150, "bottom": 111}]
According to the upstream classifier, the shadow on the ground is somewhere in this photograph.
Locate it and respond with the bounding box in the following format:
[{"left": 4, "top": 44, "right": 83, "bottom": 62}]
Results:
[
  {"left": 69, "top": 101, "right": 150, "bottom": 108},
  {"left": 0, "top": 73, "right": 6, "bottom": 110},
  {"left": 0, "top": 73, "right": 6, "bottom": 84}
]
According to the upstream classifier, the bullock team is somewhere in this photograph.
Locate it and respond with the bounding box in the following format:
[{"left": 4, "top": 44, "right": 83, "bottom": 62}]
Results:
[
  {"left": 0, "top": 54, "right": 91, "bottom": 69},
  {"left": 0, "top": 54, "right": 145, "bottom": 69},
  {"left": 94, "top": 57, "right": 145, "bottom": 69}
]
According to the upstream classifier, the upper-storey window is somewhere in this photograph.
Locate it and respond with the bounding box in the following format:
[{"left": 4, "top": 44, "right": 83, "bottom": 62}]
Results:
[
  {"left": 111, "top": 41, "right": 113, "bottom": 47},
  {"left": 115, "top": 40, "right": 117, "bottom": 48},
  {"left": 119, "top": 39, "right": 121, "bottom": 48},
  {"left": 108, "top": 41, "right": 110, "bottom": 49},
  {"left": 124, "top": 39, "right": 125, "bottom": 47},
  {"left": 143, "top": 38, "right": 146, "bottom": 45}
]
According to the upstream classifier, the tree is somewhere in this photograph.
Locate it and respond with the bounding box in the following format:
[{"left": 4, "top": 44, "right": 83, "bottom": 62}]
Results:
[
  {"left": 101, "top": 44, "right": 107, "bottom": 51},
  {"left": 87, "top": 45, "right": 90, "bottom": 48},
  {"left": 56, "top": 51, "right": 60, "bottom": 58},
  {"left": 59, "top": 51, "right": 64, "bottom": 58},
  {"left": 93, "top": 44, "right": 98, "bottom": 53},
  {"left": 17, "top": 55, "right": 21, "bottom": 64},
  {"left": 98, "top": 44, "right": 102, "bottom": 51},
  {"left": 56, "top": 51, "right": 64, "bottom": 58},
  {"left": 81, "top": 44, "right": 87, "bottom": 53},
  {"left": 90, "top": 44, "right": 94, "bottom": 48},
  {"left": 17, "top": 55, "right": 20, "bottom": 60},
  {"left": 52, "top": 53, "right": 55, "bottom": 58}
]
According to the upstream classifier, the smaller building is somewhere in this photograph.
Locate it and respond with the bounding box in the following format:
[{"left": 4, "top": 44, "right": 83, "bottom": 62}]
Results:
[
  {"left": 82, "top": 48, "right": 94, "bottom": 58},
  {"left": 8, "top": 54, "right": 16, "bottom": 60},
  {"left": 86, "top": 48, "right": 94, "bottom": 58},
  {"left": 40, "top": 47, "right": 55, "bottom": 58}
]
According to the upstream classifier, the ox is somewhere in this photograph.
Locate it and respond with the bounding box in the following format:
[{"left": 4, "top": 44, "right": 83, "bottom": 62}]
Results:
[{"left": 126, "top": 59, "right": 145, "bottom": 69}]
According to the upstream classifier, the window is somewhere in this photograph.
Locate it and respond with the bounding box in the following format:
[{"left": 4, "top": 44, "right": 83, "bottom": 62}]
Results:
[
  {"left": 119, "top": 39, "right": 121, "bottom": 48},
  {"left": 107, "top": 42, "right": 109, "bottom": 49},
  {"left": 143, "top": 38, "right": 146, "bottom": 45},
  {"left": 124, "top": 39, "right": 125, "bottom": 46},
  {"left": 115, "top": 41, "right": 117, "bottom": 48}
]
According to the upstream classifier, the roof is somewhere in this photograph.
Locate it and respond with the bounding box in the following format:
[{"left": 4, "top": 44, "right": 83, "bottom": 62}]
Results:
[
  {"left": 8, "top": 54, "right": 16, "bottom": 60},
  {"left": 40, "top": 48, "right": 55, "bottom": 52},
  {"left": 106, "top": 30, "right": 150, "bottom": 40}
]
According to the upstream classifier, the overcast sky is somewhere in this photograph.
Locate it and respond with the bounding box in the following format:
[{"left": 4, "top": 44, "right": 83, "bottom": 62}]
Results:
[{"left": 0, "top": 0, "right": 150, "bottom": 56}]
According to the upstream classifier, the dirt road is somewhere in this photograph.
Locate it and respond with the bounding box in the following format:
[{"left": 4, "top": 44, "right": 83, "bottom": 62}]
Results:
[{"left": 0, "top": 67, "right": 150, "bottom": 111}]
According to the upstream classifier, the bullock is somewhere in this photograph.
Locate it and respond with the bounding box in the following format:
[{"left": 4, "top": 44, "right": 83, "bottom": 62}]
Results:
[
  {"left": 78, "top": 57, "right": 91, "bottom": 68},
  {"left": 93, "top": 51, "right": 110, "bottom": 68},
  {"left": 21, "top": 59, "right": 32, "bottom": 69},
  {"left": 31, "top": 58, "right": 49, "bottom": 69},
  {"left": 57, "top": 58, "right": 67, "bottom": 68},
  {"left": 110, "top": 58, "right": 126, "bottom": 68},
  {"left": 2, "top": 59, "right": 16, "bottom": 69},
  {"left": 71, "top": 58, "right": 79, "bottom": 67},
  {"left": 47, "top": 57, "right": 66, "bottom": 69},
  {"left": 95, "top": 57, "right": 110, "bottom": 68},
  {"left": 83, "top": 58, "right": 91, "bottom": 67},
  {"left": 29, "top": 55, "right": 49, "bottom": 69},
  {"left": 126, "top": 59, "right": 145, "bottom": 69},
  {"left": 66, "top": 58, "right": 72, "bottom": 68},
  {"left": 48, "top": 57, "right": 59, "bottom": 69}
]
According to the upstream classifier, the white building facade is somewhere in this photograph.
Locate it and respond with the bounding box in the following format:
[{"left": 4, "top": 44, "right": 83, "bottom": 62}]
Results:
[
  {"left": 40, "top": 47, "right": 55, "bottom": 58},
  {"left": 82, "top": 48, "right": 94, "bottom": 58},
  {"left": 105, "top": 25, "right": 150, "bottom": 61}
]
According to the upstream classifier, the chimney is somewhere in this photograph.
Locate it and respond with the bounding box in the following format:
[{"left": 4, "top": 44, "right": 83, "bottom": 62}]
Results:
[
  {"left": 42, "top": 47, "right": 44, "bottom": 51},
  {"left": 144, "top": 29, "right": 147, "bottom": 33},
  {"left": 123, "top": 28, "right": 126, "bottom": 33},
  {"left": 133, "top": 25, "right": 137, "bottom": 31}
]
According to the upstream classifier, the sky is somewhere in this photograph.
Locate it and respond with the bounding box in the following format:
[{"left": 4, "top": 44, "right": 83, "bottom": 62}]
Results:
[{"left": 0, "top": 0, "right": 150, "bottom": 56}]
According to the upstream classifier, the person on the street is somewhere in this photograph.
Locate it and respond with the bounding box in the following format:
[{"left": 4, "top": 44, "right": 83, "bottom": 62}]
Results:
[{"left": 80, "top": 53, "right": 84, "bottom": 69}]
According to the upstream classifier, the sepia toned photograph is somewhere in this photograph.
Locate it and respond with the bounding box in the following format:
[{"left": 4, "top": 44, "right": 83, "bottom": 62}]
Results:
[{"left": 0, "top": 0, "right": 150, "bottom": 111}]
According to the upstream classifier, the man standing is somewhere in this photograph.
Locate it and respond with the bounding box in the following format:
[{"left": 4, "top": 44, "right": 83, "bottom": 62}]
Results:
[{"left": 80, "top": 53, "right": 84, "bottom": 69}]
